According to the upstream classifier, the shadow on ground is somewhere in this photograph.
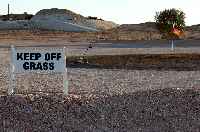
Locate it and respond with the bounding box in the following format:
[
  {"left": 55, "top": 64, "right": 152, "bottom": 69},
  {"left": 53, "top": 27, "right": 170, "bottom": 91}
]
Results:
[
  {"left": 0, "top": 88, "right": 199, "bottom": 131},
  {"left": 66, "top": 54, "right": 200, "bottom": 71}
]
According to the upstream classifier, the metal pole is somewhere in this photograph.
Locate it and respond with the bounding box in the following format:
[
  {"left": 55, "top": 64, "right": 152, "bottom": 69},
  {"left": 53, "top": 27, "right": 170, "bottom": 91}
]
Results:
[
  {"left": 171, "top": 23, "right": 175, "bottom": 51},
  {"left": 8, "top": 45, "right": 15, "bottom": 95},
  {"left": 63, "top": 46, "right": 68, "bottom": 95},
  {"left": 171, "top": 39, "right": 174, "bottom": 51}
]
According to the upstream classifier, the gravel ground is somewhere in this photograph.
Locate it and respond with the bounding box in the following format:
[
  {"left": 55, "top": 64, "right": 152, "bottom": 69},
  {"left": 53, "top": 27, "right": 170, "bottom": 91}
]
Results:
[
  {"left": 0, "top": 48, "right": 199, "bottom": 131},
  {"left": 0, "top": 67, "right": 199, "bottom": 131},
  {"left": 0, "top": 88, "right": 199, "bottom": 132},
  {"left": 67, "top": 47, "right": 200, "bottom": 56},
  {"left": 68, "top": 68, "right": 200, "bottom": 95}
]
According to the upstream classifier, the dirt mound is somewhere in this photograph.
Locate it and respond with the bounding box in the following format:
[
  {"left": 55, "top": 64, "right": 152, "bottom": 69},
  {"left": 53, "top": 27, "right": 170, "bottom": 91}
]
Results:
[
  {"left": 36, "top": 8, "right": 81, "bottom": 16},
  {"left": 103, "top": 22, "right": 162, "bottom": 40},
  {"left": 34, "top": 8, "right": 87, "bottom": 25},
  {"left": 184, "top": 24, "right": 200, "bottom": 39},
  {"left": 32, "top": 8, "right": 97, "bottom": 32},
  {"left": 32, "top": 8, "right": 118, "bottom": 31},
  {"left": 0, "top": 8, "right": 117, "bottom": 32},
  {"left": 186, "top": 24, "right": 200, "bottom": 31},
  {"left": 89, "top": 19, "right": 118, "bottom": 30},
  {"left": 110, "top": 22, "right": 158, "bottom": 32},
  {"left": 35, "top": 8, "right": 119, "bottom": 30}
]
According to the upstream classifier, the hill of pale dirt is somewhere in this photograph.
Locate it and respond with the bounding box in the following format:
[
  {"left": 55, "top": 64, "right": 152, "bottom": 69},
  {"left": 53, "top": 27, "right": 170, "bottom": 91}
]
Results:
[
  {"left": 110, "top": 22, "right": 158, "bottom": 32},
  {"left": 33, "top": 8, "right": 118, "bottom": 31},
  {"left": 0, "top": 8, "right": 118, "bottom": 32}
]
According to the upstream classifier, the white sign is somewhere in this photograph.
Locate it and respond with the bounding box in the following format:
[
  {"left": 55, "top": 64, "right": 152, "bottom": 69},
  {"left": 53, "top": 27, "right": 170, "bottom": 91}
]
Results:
[{"left": 12, "top": 47, "right": 65, "bottom": 73}]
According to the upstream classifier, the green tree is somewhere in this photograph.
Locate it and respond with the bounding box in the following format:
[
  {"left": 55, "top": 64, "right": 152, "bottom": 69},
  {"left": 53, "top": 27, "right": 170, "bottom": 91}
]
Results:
[{"left": 155, "top": 8, "right": 185, "bottom": 40}]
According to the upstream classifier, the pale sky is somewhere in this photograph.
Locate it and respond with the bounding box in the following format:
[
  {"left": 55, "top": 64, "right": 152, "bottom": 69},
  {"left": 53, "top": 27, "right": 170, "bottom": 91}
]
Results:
[{"left": 0, "top": 0, "right": 199, "bottom": 26}]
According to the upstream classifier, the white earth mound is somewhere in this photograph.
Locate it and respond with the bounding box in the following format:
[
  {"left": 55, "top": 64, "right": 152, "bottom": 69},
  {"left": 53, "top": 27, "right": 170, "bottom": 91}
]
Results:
[
  {"left": 0, "top": 8, "right": 118, "bottom": 32},
  {"left": 31, "top": 8, "right": 98, "bottom": 32}
]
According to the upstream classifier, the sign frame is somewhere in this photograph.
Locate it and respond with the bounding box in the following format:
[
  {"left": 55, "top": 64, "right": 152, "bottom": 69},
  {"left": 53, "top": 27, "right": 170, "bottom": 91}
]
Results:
[{"left": 8, "top": 45, "right": 68, "bottom": 95}]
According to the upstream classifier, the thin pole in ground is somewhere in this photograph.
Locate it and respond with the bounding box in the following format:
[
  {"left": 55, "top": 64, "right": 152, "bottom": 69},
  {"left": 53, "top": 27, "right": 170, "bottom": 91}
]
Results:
[
  {"left": 63, "top": 46, "right": 68, "bottom": 95},
  {"left": 8, "top": 45, "right": 15, "bottom": 95},
  {"left": 171, "top": 39, "right": 174, "bottom": 51}
]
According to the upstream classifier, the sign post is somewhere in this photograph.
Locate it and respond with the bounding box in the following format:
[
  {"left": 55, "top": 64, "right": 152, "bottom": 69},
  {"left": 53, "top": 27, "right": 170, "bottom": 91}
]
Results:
[
  {"left": 8, "top": 45, "right": 15, "bottom": 95},
  {"left": 63, "top": 47, "right": 68, "bottom": 95},
  {"left": 10, "top": 46, "right": 67, "bottom": 95},
  {"left": 171, "top": 40, "right": 174, "bottom": 51}
]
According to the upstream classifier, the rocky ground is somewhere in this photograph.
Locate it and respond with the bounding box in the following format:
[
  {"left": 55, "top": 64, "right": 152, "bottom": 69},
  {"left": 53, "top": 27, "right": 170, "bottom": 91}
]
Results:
[
  {"left": 0, "top": 67, "right": 200, "bottom": 131},
  {"left": 0, "top": 47, "right": 199, "bottom": 131},
  {"left": 68, "top": 68, "right": 200, "bottom": 95},
  {"left": 0, "top": 88, "right": 199, "bottom": 132}
]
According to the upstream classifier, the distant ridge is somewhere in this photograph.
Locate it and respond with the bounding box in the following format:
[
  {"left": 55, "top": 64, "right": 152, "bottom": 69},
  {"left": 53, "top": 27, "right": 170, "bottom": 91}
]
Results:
[{"left": 109, "top": 22, "right": 158, "bottom": 32}]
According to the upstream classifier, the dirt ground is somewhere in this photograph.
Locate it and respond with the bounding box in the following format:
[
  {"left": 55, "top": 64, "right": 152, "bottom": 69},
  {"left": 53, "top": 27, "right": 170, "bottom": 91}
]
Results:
[
  {"left": 0, "top": 88, "right": 199, "bottom": 132},
  {"left": 0, "top": 34, "right": 199, "bottom": 131},
  {"left": 0, "top": 54, "right": 200, "bottom": 131}
]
